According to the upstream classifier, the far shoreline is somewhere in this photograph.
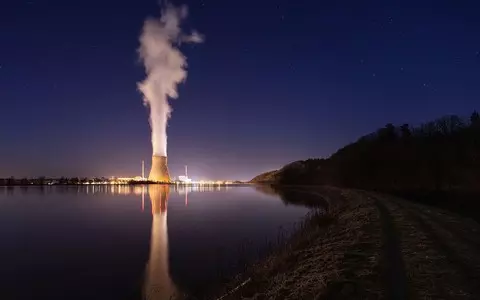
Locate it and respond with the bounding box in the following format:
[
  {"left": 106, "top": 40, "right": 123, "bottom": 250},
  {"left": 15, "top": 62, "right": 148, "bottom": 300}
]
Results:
[{"left": 0, "top": 182, "right": 251, "bottom": 187}]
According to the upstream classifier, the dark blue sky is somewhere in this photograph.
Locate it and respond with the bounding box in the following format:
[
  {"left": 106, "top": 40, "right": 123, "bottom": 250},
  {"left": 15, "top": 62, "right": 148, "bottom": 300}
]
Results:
[{"left": 1, "top": 0, "right": 479, "bottom": 180}]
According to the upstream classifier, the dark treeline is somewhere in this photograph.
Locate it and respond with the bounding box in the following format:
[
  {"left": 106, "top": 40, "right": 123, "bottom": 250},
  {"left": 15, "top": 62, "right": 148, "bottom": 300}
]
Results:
[{"left": 253, "top": 111, "right": 480, "bottom": 218}]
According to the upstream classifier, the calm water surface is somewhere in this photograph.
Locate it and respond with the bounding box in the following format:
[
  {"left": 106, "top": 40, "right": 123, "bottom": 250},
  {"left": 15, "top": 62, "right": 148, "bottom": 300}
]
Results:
[{"left": 0, "top": 185, "right": 310, "bottom": 299}]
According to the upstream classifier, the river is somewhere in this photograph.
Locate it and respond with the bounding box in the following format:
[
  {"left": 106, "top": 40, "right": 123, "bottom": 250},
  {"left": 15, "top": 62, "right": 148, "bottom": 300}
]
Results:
[{"left": 0, "top": 185, "right": 311, "bottom": 299}]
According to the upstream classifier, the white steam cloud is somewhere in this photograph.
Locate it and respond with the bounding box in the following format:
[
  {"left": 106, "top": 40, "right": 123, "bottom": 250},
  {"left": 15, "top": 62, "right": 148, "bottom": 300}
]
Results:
[{"left": 138, "top": 3, "right": 203, "bottom": 156}]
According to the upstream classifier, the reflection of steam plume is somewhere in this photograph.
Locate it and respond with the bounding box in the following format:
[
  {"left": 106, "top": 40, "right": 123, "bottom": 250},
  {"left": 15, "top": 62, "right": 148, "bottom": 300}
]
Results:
[
  {"left": 137, "top": 3, "right": 203, "bottom": 156},
  {"left": 144, "top": 185, "right": 177, "bottom": 299}
]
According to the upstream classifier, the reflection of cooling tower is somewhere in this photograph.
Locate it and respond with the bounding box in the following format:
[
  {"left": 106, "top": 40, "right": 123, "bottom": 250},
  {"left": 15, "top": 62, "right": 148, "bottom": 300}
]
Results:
[
  {"left": 149, "top": 185, "right": 169, "bottom": 215},
  {"left": 144, "top": 185, "right": 177, "bottom": 299},
  {"left": 149, "top": 155, "right": 171, "bottom": 183}
]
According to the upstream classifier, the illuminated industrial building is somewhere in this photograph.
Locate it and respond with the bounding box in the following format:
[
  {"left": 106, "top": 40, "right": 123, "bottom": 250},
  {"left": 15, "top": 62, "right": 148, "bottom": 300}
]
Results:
[{"left": 177, "top": 165, "right": 192, "bottom": 183}]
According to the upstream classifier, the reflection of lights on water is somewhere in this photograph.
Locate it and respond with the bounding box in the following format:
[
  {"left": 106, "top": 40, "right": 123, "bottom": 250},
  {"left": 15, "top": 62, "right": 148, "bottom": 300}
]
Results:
[
  {"left": 134, "top": 186, "right": 143, "bottom": 196},
  {"left": 117, "top": 185, "right": 131, "bottom": 195},
  {"left": 144, "top": 185, "right": 177, "bottom": 299},
  {"left": 142, "top": 186, "right": 145, "bottom": 212},
  {"left": 39, "top": 183, "right": 238, "bottom": 215}
]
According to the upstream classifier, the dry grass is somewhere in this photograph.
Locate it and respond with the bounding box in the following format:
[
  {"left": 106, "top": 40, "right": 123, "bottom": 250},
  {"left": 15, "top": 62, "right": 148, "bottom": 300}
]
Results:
[{"left": 209, "top": 188, "right": 384, "bottom": 300}]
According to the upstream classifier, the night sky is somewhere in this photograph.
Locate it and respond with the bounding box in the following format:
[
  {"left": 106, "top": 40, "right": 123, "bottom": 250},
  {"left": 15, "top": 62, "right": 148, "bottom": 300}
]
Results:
[{"left": 1, "top": 0, "right": 479, "bottom": 180}]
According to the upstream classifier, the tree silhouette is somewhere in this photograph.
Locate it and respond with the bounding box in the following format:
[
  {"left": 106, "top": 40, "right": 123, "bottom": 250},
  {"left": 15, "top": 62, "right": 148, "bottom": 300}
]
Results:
[
  {"left": 400, "top": 124, "right": 411, "bottom": 139},
  {"left": 265, "top": 111, "right": 480, "bottom": 194},
  {"left": 471, "top": 110, "right": 480, "bottom": 128},
  {"left": 7, "top": 176, "right": 15, "bottom": 185},
  {"left": 37, "top": 176, "right": 46, "bottom": 185}
]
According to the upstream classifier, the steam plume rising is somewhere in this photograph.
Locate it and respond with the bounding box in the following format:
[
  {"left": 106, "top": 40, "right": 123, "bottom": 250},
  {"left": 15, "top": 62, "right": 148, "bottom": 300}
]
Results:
[{"left": 138, "top": 3, "right": 203, "bottom": 156}]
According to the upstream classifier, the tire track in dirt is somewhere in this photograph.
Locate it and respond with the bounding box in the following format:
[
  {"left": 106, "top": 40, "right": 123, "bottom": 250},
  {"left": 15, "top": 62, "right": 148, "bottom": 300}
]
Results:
[
  {"left": 391, "top": 197, "right": 480, "bottom": 251},
  {"left": 362, "top": 192, "right": 409, "bottom": 300},
  {"left": 371, "top": 192, "right": 480, "bottom": 299},
  {"left": 390, "top": 198, "right": 480, "bottom": 294}
]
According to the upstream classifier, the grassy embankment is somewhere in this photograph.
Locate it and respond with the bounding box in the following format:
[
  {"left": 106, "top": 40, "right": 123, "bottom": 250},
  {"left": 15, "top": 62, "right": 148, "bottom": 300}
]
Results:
[{"left": 207, "top": 187, "right": 384, "bottom": 300}]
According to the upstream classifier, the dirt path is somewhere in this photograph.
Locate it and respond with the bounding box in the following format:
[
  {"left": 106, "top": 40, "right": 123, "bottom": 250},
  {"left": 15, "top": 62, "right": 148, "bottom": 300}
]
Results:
[
  {"left": 371, "top": 196, "right": 409, "bottom": 300},
  {"left": 367, "top": 191, "right": 480, "bottom": 299}
]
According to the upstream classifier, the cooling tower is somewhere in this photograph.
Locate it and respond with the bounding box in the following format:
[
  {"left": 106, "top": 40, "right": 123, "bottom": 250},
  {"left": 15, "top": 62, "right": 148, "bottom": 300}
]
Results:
[{"left": 149, "top": 155, "right": 171, "bottom": 183}]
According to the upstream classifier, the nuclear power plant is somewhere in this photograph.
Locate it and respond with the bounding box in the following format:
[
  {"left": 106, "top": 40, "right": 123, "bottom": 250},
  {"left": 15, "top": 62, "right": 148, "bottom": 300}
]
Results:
[
  {"left": 149, "top": 155, "right": 171, "bottom": 183},
  {"left": 138, "top": 4, "right": 201, "bottom": 186}
]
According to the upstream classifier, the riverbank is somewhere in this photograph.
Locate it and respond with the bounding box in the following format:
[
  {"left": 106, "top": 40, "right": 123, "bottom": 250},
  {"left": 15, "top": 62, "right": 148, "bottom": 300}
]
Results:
[{"left": 204, "top": 186, "right": 480, "bottom": 300}]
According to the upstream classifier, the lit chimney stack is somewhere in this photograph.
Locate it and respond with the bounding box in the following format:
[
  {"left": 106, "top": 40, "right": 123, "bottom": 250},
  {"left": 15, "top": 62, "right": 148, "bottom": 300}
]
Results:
[{"left": 149, "top": 155, "right": 171, "bottom": 183}]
